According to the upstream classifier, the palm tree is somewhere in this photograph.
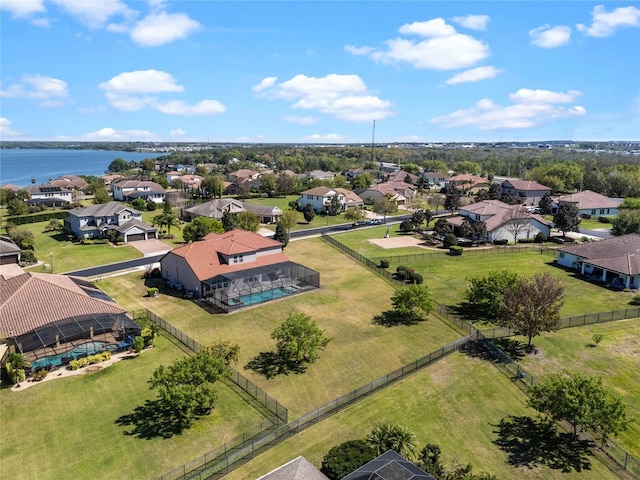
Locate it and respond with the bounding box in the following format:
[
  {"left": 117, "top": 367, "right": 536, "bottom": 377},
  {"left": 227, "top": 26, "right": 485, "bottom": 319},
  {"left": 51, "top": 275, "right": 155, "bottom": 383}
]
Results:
[
  {"left": 4, "top": 352, "right": 30, "bottom": 384},
  {"left": 153, "top": 212, "right": 180, "bottom": 236},
  {"left": 367, "top": 422, "right": 417, "bottom": 459}
]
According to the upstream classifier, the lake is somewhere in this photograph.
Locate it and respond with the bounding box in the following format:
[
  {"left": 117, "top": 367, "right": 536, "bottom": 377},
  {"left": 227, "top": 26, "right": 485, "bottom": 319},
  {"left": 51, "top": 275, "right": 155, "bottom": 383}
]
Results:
[{"left": 0, "top": 149, "right": 166, "bottom": 188}]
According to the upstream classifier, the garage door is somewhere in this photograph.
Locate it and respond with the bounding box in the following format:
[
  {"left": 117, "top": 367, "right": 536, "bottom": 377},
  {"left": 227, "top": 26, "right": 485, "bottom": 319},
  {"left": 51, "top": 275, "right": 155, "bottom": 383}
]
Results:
[{"left": 126, "top": 233, "right": 146, "bottom": 242}]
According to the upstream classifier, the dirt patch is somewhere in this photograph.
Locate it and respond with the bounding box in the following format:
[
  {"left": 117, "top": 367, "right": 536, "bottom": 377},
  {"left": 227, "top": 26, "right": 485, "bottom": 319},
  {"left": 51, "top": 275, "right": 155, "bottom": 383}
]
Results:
[
  {"left": 368, "top": 236, "right": 433, "bottom": 249},
  {"left": 130, "top": 239, "right": 172, "bottom": 256}
]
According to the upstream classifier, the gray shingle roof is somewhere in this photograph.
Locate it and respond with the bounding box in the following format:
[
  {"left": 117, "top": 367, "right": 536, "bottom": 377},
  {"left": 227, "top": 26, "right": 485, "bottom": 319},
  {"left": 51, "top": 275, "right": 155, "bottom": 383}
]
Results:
[
  {"left": 559, "top": 233, "right": 640, "bottom": 275},
  {"left": 257, "top": 456, "right": 329, "bottom": 480}
]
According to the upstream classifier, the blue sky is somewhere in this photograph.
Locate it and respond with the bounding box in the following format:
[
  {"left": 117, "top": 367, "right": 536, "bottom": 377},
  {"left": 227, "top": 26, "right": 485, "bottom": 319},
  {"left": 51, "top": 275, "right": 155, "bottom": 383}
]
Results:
[{"left": 1, "top": 1, "right": 639, "bottom": 143}]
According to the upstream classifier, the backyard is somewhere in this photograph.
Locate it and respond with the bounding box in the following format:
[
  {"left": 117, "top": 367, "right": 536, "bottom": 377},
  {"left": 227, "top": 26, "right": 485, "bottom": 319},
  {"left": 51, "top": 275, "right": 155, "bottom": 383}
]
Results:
[{"left": 0, "top": 334, "right": 268, "bottom": 480}]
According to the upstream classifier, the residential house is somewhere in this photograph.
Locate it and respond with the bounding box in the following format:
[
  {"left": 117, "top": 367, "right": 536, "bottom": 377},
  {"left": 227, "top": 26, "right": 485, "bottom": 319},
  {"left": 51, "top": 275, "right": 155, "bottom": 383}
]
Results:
[
  {"left": 48, "top": 175, "right": 89, "bottom": 193},
  {"left": 242, "top": 203, "right": 284, "bottom": 224},
  {"left": 25, "top": 184, "right": 73, "bottom": 207},
  {"left": 183, "top": 198, "right": 246, "bottom": 221},
  {"left": 421, "top": 171, "right": 449, "bottom": 189},
  {"left": 0, "top": 272, "right": 140, "bottom": 365},
  {"left": 159, "top": 229, "right": 320, "bottom": 311},
  {"left": 298, "top": 187, "right": 364, "bottom": 213},
  {"left": 378, "top": 162, "right": 401, "bottom": 173},
  {"left": 64, "top": 201, "right": 157, "bottom": 242},
  {"left": 448, "top": 174, "right": 491, "bottom": 196},
  {"left": 445, "top": 200, "right": 552, "bottom": 243},
  {"left": 229, "top": 169, "right": 261, "bottom": 183},
  {"left": 172, "top": 163, "right": 197, "bottom": 174},
  {"left": 386, "top": 169, "right": 420, "bottom": 185},
  {"left": 301, "top": 170, "right": 336, "bottom": 182},
  {"left": 357, "top": 181, "right": 416, "bottom": 206},
  {"left": 112, "top": 180, "right": 165, "bottom": 204},
  {"left": 553, "top": 190, "right": 621, "bottom": 217},
  {"left": 0, "top": 236, "right": 20, "bottom": 266},
  {"left": 0, "top": 184, "right": 22, "bottom": 193},
  {"left": 257, "top": 456, "right": 329, "bottom": 480},
  {"left": 500, "top": 179, "right": 551, "bottom": 206},
  {"left": 556, "top": 233, "right": 640, "bottom": 290}
]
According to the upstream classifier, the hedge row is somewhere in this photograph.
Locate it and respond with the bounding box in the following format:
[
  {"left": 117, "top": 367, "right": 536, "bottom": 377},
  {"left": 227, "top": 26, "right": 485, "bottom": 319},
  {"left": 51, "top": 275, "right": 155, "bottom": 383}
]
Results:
[
  {"left": 69, "top": 351, "right": 111, "bottom": 370},
  {"left": 6, "top": 211, "right": 68, "bottom": 225}
]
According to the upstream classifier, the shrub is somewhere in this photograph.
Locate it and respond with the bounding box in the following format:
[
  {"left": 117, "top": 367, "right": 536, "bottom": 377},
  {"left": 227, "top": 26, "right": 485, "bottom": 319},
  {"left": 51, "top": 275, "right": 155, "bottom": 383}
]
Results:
[
  {"left": 517, "top": 238, "right": 535, "bottom": 244},
  {"left": 396, "top": 265, "right": 408, "bottom": 280},
  {"left": 380, "top": 259, "right": 390, "bottom": 269},
  {"left": 410, "top": 272, "right": 424, "bottom": 284},
  {"left": 580, "top": 213, "right": 591, "bottom": 220},
  {"left": 493, "top": 239, "right": 508, "bottom": 245},
  {"left": 20, "top": 250, "right": 37, "bottom": 264},
  {"left": 630, "top": 294, "right": 640, "bottom": 306},
  {"left": 443, "top": 233, "right": 458, "bottom": 247},
  {"left": 598, "top": 216, "right": 612, "bottom": 224},
  {"left": 449, "top": 245, "right": 464, "bottom": 256},
  {"left": 30, "top": 369, "right": 48, "bottom": 381},
  {"left": 133, "top": 336, "right": 145, "bottom": 353},
  {"left": 534, "top": 232, "right": 547, "bottom": 243}
]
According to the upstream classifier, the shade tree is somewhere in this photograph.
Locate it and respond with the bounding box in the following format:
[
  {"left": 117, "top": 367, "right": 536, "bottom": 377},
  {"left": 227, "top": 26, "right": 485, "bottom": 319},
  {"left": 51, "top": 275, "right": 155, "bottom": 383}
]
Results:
[{"left": 271, "top": 312, "right": 331, "bottom": 366}]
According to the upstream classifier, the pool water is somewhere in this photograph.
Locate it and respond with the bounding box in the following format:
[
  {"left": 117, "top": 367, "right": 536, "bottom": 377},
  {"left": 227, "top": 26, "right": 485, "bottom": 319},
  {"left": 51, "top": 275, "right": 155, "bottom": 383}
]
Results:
[
  {"left": 30, "top": 341, "right": 109, "bottom": 370},
  {"left": 238, "top": 287, "right": 294, "bottom": 305}
]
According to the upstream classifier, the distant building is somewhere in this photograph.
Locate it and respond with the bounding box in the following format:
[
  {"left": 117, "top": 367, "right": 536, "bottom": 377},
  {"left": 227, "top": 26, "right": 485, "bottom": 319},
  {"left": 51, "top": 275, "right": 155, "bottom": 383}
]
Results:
[
  {"left": 298, "top": 187, "right": 364, "bottom": 213},
  {"left": 65, "top": 201, "right": 157, "bottom": 242},
  {"left": 25, "top": 184, "right": 73, "bottom": 207},
  {"left": 553, "top": 190, "right": 621, "bottom": 216},
  {"left": 500, "top": 179, "right": 551, "bottom": 206},
  {"left": 112, "top": 180, "right": 165, "bottom": 204}
]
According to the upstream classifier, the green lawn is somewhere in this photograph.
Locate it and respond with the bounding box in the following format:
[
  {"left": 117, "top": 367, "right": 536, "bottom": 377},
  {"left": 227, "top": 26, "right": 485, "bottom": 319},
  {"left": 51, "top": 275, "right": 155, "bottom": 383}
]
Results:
[
  {"left": 98, "top": 238, "right": 462, "bottom": 418},
  {"left": 15, "top": 220, "right": 142, "bottom": 273},
  {"left": 224, "top": 353, "right": 621, "bottom": 480},
  {"left": 0, "top": 335, "right": 267, "bottom": 480},
  {"left": 579, "top": 217, "right": 614, "bottom": 231},
  {"left": 517, "top": 319, "right": 640, "bottom": 456}
]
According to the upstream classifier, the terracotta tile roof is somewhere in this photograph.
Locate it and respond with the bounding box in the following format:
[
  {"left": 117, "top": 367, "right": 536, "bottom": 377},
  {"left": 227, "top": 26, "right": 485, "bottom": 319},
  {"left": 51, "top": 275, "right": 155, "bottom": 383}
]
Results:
[
  {"left": 0, "top": 273, "right": 126, "bottom": 338},
  {"left": 554, "top": 190, "right": 621, "bottom": 210},
  {"left": 559, "top": 234, "right": 640, "bottom": 275},
  {"left": 334, "top": 188, "right": 363, "bottom": 205},
  {"left": 504, "top": 179, "right": 551, "bottom": 191}
]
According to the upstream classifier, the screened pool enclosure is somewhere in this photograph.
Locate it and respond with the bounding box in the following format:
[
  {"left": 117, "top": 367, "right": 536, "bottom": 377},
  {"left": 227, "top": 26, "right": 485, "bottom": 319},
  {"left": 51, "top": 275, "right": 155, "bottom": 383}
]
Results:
[
  {"left": 11, "top": 312, "right": 141, "bottom": 368},
  {"left": 201, "top": 261, "right": 320, "bottom": 312}
]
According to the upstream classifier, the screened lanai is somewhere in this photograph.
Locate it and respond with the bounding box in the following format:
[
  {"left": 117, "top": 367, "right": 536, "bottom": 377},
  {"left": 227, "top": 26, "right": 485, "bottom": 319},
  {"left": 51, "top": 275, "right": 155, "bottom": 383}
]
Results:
[
  {"left": 10, "top": 312, "right": 141, "bottom": 369},
  {"left": 202, "top": 261, "right": 320, "bottom": 312}
]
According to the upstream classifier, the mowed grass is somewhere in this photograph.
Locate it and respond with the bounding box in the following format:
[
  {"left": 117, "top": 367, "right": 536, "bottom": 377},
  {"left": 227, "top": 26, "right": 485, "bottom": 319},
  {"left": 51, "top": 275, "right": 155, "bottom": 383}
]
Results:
[
  {"left": 0, "top": 335, "right": 267, "bottom": 480},
  {"left": 98, "top": 238, "right": 462, "bottom": 417},
  {"left": 14, "top": 220, "right": 142, "bottom": 273},
  {"left": 517, "top": 319, "right": 640, "bottom": 456},
  {"left": 224, "top": 353, "right": 621, "bottom": 480}
]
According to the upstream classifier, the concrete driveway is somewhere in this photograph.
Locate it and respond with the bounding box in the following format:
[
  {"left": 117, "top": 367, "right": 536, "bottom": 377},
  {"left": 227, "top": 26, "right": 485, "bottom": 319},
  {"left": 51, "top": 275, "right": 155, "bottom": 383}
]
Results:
[{"left": 130, "top": 239, "right": 172, "bottom": 256}]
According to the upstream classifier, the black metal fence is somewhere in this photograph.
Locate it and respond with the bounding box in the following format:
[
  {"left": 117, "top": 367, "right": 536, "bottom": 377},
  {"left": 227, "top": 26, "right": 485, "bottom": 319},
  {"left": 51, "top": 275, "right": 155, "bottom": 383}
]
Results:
[
  {"left": 158, "top": 334, "right": 475, "bottom": 480},
  {"left": 369, "top": 244, "right": 559, "bottom": 265},
  {"left": 138, "top": 309, "right": 288, "bottom": 424}
]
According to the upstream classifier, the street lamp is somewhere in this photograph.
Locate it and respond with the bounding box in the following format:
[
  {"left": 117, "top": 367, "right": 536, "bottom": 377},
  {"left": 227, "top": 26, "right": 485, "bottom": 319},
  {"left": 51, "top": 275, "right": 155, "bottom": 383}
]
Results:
[{"left": 50, "top": 251, "right": 54, "bottom": 274}]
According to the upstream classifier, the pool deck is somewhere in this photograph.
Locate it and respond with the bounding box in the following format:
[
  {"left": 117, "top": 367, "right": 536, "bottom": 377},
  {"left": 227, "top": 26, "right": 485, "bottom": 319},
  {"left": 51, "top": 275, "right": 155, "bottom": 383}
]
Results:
[{"left": 10, "top": 350, "right": 140, "bottom": 392}]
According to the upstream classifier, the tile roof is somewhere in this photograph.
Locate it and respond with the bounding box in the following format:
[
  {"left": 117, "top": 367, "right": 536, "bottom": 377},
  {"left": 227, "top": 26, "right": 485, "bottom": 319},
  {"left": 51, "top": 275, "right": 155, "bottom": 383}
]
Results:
[
  {"left": 554, "top": 190, "right": 621, "bottom": 210},
  {"left": 257, "top": 456, "right": 329, "bottom": 480},
  {"left": 457, "top": 200, "right": 551, "bottom": 231},
  {"left": 67, "top": 201, "right": 141, "bottom": 218},
  {"left": 185, "top": 199, "right": 245, "bottom": 218},
  {"left": 559, "top": 234, "right": 640, "bottom": 275},
  {"left": 504, "top": 179, "right": 551, "bottom": 191},
  {"left": 301, "top": 186, "right": 336, "bottom": 196},
  {"left": 0, "top": 273, "right": 126, "bottom": 338},
  {"left": 164, "top": 229, "right": 287, "bottom": 281}
]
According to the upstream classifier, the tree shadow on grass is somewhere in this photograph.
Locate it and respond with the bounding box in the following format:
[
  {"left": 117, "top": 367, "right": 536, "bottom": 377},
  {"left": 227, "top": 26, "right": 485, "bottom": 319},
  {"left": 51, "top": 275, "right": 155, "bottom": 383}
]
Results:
[
  {"left": 493, "top": 338, "right": 530, "bottom": 361},
  {"left": 372, "top": 310, "right": 422, "bottom": 327},
  {"left": 115, "top": 398, "right": 194, "bottom": 439},
  {"left": 492, "top": 416, "right": 593, "bottom": 473},
  {"left": 244, "top": 351, "right": 307, "bottom": 379}
]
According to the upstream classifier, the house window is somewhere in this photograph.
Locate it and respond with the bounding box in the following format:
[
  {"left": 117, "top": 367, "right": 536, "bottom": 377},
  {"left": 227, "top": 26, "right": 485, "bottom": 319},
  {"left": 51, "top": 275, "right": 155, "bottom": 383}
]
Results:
[
  {"left": 591, "top": 209, "right": 596, "bottom": 215},
  {"left": 599, "top": 209, "right": 605, "bottom": 215},
  {"left": 233, "top": 255, "right": 243, "bottom": 263},
  {"left": 559, "top": 252, "right": 565, "bottom": 259}
]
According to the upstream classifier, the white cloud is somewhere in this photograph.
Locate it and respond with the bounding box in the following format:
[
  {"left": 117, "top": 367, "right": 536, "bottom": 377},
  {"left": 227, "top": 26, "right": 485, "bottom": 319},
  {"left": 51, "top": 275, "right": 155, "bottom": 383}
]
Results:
[
  {"left": 344, "top": 45, "right": 375, "bottom": 56},
  {"left": 283, "top": 116, "right": 318, "bottom": 125},
  {"left": 254, "top": 73, "right": 394, "bottom": 122},
  {"left": 252, "top": 77, "right": 278, "bottom": 93},
  {"left": 170, "top": 128, "right": 186, "bottom": 137},
  {"left": 0, "top": 117, "right": 22, "bottom": 139},
  {"left": 431, "top": 88, "right": 586, "bottom": 131},
  {"left": 451, "top": 15, "right": 490, "bottom": 31},
  {"left": 303, "top": 133, "right": 347, "bottom": 142},
  {"left": 129, "top": 11, "right": 201, "bottom": 47},
  {"left": 530, "top": 25, "right": 572, "bottom": 48},
  {"left": 0, "top": 0, "right": 45, "bottom": 17},
  {"left": 0, "top": 74, "right": 70, "bottom": 106},
  {"left": 351, "top": 18, "right": 489, "bottom": 71},
  {"left": 399, "top": 19, "right": 457, "bottom": 37},
  {"left": 577, "top": 5, "right": 640, "bottom": 37},
  {"left": 99, "top": 70, "right": 184, "bottom": 94},
  {"left": 99, "top": 69, "right": 224, "bottom": 116},
  {"left": 84, "top": 127, "right": 156, "bottom": 140},
  {"left": 31, "top": 17, "right": 51, "bottom": 27},
  {"left": 445, "top": 66, "right": 502, "bottom": 85},
  {"left": 50, "top": 0, "right": 134, "bottom": 29},
  {"left": 155, "top": 100, "right": 226, "bottom": 115},
  {"left": 509, "top": 88, "right": 582, "bottom": 104}
]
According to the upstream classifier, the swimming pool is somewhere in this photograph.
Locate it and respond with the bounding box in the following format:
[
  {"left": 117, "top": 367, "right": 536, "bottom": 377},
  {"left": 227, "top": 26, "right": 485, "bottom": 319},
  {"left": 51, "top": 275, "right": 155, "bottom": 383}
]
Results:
[
  {"left": 30, "top": 341, "right": 109, "bottom": 370},
  {"left": 237, "top": 286, "right": 294, "bottom": 305}
]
